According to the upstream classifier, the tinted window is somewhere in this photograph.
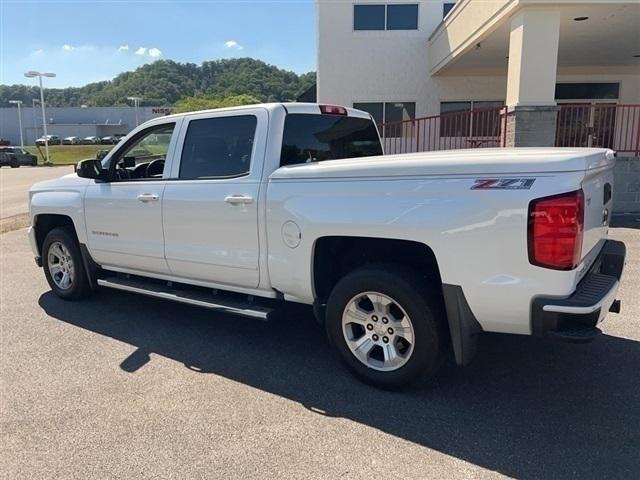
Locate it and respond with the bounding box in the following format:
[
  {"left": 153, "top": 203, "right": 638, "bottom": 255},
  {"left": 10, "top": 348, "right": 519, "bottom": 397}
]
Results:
[
  {"left": 443, "top": 2, "right": 455, "bottom": 18},
  {"left": 387, "top": 4, "right": 418, "bottom": 30},
  {"left": 383, "top": 102, "right": 416, "bottom": 137},
  {"left": 354, "top": 4, "right": 385, "bottom": 30},
  {"left": 555, "top": 83, "right": 620, "bottom": 100},
  {"left": 180, "top": 115, "right": 257, "bottom": 179},
  {"left": 353, "top": 102, "right": 384, "bottom": 125},
  {"left": 281, "top": 114, "right": 382, "bottom": 166}
]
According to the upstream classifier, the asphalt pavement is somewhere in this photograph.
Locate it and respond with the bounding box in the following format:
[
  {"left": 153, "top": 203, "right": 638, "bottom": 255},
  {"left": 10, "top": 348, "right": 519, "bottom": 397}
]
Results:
[
  {"left": 1, "top": 223, "right": 639, "bottom": 479},
  {"left": 0, "top": 166, "right": 73, "bottom": 219}
]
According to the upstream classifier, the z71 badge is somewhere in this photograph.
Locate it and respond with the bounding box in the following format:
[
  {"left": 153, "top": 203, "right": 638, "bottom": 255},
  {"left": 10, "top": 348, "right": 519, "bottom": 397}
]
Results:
[{"left": 471, "top": 178, "right": 536, "bottom": 190}]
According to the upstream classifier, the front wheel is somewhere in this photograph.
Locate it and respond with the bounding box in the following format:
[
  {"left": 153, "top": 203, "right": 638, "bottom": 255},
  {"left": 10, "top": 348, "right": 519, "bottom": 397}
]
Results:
[
  {"left": 326, "top": 265, "right": 447, "bottom": 389},
  {"left": 42, "top": 227, "right": 91, "bottom": 300}
]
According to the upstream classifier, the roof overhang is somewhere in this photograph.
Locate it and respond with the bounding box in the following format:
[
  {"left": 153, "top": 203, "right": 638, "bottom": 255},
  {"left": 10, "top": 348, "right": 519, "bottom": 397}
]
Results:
[{"left": 428, "top": 0, "right": 640, "bottom": 75}]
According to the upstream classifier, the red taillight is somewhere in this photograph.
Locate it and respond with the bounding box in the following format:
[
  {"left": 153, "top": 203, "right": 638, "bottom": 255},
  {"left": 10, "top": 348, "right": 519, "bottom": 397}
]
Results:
[
  {"left": 528, "top": 190, "right": 584, "bottom": 270},
  {"left": 319, "top": 104, "right": 348, "bottom": 116}
]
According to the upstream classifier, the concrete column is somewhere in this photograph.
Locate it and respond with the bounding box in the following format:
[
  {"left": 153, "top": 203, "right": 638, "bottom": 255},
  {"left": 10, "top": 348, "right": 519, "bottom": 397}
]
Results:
[{"left": 505, "top": 9, "right": 561, "bottom": 147}]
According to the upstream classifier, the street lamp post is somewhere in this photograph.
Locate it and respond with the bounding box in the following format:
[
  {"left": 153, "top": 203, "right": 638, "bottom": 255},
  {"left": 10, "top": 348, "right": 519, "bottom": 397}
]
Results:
[
  {"left": 24, "top": 71, "right": 56, "bottom": 164},
  {"left": 8, "top": 100, "right": 24, "bottom": 149},
  {"left": 127, "top": 96, "right": 142, "bottom": 127}
]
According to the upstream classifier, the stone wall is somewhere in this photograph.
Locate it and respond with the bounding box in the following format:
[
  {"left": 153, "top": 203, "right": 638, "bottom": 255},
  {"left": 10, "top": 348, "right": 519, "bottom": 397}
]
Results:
[
  {"left": 505, "top": 105, "right": 559, "bottom": 147},
  {"left": 613, "top": 156, "right": 640, "bottom": 213}
]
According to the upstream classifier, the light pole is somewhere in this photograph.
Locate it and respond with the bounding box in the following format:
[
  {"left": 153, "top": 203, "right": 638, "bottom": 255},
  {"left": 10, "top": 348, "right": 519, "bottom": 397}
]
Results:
[
  {"left": 127, "top": 96, "right": 142, "bottom": 127},
  {"left": 24, "top": 71, "right": 56, "bottom": 163},
  {"left": 8, "top": 100, "right": 24, "bottom": 149}
]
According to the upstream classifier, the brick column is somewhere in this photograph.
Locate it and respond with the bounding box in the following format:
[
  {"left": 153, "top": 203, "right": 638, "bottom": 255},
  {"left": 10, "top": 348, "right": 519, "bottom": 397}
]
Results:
[{"left": 505, "top": 105, "right": 559, "bottom": 147}]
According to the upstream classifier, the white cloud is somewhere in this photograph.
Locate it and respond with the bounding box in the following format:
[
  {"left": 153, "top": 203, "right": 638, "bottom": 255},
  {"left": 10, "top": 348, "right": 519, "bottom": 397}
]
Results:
[
  {"left": 62, "top": 44, "right": 75, "bottom": 51},
  {"left": 33, "top": 48, "right": 44, "bottom": 55},
  {"left": 148, "top": 47, "right": 162, "bottom": 58},
  {"left": 118, "top": 44, "right": 129, "bottom": 51},
  {"left": 135, "top": 47, "right": 147, "bottom": 56},
  {"left": 224, "top": 40, "right": 243, "bottom": 50}
]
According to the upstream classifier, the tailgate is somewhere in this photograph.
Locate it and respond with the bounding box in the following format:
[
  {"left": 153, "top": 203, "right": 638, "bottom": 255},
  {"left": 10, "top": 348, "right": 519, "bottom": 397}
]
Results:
[{"left": 580, "top": 150, "right": 616, "bottom": 274}]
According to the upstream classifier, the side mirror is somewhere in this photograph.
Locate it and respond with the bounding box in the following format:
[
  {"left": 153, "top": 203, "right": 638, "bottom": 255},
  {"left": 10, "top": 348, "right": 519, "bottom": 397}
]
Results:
[{"left": 76, "top": 159, "right": 108, "bottom": 180}]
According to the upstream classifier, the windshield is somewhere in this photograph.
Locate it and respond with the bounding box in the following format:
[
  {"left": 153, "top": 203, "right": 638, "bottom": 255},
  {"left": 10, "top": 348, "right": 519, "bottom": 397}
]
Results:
[{"left": 280, "top": 114, "right": 382, "bottom": 167}]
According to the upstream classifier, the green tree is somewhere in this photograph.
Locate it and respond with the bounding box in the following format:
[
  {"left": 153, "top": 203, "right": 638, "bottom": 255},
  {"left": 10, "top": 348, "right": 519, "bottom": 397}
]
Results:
[
  {"left": 174, "top": 94, "right": 261, "bottom": 113},
  {"left": 1, "top": 58, "right": 316, "bottom": 107}
]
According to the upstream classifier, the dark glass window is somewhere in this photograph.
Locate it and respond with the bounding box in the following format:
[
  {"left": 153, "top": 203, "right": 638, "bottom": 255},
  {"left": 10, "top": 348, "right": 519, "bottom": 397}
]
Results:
[
  {"left": 555, "top": 83, "right": 620, "bottom": 100},
  {"left": 179, "top": 115, "right": 257, "bottom": 179},
  {"left": 354, "top": 4, "right": 385, "bottom": 30},
  {"left": 443, "top": 2, "right": 456, "bottom": 18},
  {"left": 440, "top": 101, "right": 503, "bottom": 137},
  {"left": 383, "top": 102, "right": 416, "bottom": 137},
  {"left": 353, "top": 102, "right": 384, "bottom": 126},
  {"left": 281, "top": 114, "right": 383, "bottom": 166},
  {"left": 387, "top": 4, "right": 418, "bottom": 30}
]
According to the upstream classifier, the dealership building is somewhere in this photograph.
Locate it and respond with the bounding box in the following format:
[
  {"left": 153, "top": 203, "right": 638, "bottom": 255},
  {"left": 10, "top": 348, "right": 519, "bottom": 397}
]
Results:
[
  {"left": 0, "top": 106, "right": 174, "bottom": 145},
  {"left": 316, "top": 0, "right": 640, "bottom": 211}
]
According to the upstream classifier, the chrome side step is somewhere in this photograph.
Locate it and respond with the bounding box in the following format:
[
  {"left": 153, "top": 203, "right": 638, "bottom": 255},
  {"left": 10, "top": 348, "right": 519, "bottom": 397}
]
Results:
[{"left": 97, "top": 276, "right": 272, "bottom": 320}]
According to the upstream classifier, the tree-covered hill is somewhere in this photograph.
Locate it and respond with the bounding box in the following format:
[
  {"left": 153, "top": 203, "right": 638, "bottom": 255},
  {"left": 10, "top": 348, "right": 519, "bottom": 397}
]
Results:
[{"left": 0, "top": 58, "right": 316, "bottom": 107}]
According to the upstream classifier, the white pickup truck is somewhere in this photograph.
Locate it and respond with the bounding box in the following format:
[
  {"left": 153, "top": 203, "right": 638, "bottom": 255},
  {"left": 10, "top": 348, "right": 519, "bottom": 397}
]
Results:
[{"left": 28, "top": 103, "right": 626, "bottom": 388}]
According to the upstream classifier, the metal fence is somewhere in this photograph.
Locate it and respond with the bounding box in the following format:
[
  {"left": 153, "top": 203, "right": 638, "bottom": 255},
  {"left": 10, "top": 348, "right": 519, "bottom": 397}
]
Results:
[
  {"left": 379, "top": 104, "right": 640, "bottom": 156},
  {"left": 555, "top": 104, "right": 640, "bottom": 155},
  {"left": 380, "top": 107, "right": 506, "bottom": 155}
]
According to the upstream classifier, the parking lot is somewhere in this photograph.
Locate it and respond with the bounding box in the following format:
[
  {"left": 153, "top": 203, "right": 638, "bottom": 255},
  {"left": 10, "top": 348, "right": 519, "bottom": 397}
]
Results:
[
  {"left": 0, "top": 165, "right": 73, "bottom": 220},
  {"left": 0, "top": 220, "right": 638, "bottom": 479}
]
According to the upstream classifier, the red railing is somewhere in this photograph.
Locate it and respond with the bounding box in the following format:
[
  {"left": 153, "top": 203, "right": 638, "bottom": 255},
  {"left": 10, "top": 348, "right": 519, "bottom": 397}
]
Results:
[
  {"left": 555, "top": 104, "right": 640, "bottom": 155},
  {"left": 379, "top": 104, "right": 640, "bottom": 157},
  {"left": 380, "top": 107, "right": 507, "bottom": 155}
]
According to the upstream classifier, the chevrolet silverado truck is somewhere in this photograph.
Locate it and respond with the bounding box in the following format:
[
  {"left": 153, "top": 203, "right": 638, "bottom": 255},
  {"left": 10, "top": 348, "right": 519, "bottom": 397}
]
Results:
[{"left": 28, "top": 103, "right": 626, "bottom": 388}]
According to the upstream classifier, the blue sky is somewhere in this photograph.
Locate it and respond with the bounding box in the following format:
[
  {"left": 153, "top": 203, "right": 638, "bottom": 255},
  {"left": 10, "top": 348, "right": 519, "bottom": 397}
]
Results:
[{"left": 1, "top": 0, "right": 317, "bottom": 87}]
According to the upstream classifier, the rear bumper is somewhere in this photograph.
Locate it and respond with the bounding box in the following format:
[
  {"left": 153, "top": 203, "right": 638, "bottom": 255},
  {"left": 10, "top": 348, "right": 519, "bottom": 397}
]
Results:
[{"left": 531, "top": 240, "right": 626, "bottom": 342}]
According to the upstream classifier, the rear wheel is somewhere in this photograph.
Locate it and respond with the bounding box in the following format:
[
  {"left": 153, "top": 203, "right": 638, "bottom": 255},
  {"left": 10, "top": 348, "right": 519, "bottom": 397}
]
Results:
[
  {"left": 326, "top": 265, "right": 446, "bottom": 389},
  {"left": 10, "top": 159, "right": 19, "bottom": 168},
  {"left": 42, "top": 227, "right": 91, "bottom": 300}
]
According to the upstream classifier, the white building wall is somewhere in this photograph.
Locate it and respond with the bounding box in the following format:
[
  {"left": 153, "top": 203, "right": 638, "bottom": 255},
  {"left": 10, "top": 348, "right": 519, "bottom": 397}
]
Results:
[
  {"left": 317, "top": 0, "right": 507, "bottom": 118},
  {"left": 317, "top": 0, "right": 640, "bottom": 119}
]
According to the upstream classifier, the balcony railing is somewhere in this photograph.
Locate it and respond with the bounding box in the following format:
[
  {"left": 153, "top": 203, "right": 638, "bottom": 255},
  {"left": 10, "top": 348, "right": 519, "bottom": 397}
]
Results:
[
  {"left": 380, "top": 107, "right": 507, "bottom": 155},
  {"left": 379, "top": 104, "right": 640, "bottom": 156}
]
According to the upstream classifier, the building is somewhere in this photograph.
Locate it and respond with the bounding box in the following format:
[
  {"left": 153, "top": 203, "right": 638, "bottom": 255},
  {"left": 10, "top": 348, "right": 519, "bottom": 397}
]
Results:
[
  {"left": 0, "top": 106, "right": 174, "bottom": 145},
  {"left": 317, "top": 0, "right": 640, "bottom": 211}
]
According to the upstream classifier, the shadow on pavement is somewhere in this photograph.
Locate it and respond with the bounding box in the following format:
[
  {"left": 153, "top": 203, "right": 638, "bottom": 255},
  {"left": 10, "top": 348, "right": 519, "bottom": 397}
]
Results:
[
  {"left": 40, "top": 289, "right": 639, "bottom": 479},
  {"left": 611, "top": 214, "right": 640, "bottom": 229}
]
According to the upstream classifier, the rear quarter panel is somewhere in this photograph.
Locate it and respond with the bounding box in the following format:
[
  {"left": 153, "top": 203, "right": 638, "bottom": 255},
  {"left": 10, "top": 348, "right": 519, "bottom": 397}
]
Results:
[{"left": 267, "top": 172, "right": 586, "bottom": 335}]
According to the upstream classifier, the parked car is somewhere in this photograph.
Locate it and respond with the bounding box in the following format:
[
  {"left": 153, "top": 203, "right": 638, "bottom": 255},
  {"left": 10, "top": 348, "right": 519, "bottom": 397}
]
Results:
[
  {"left": 0, "top": 138, "right": 10, "bottom": 146},
  {"left": 100, "top": 136, "right": 119, "bottom": 145},
  {"left": 35, "top": 135, "right": 61, "bottom": 146},
  {"left": 0, "top": 146, "right": 37, "bottom": 167},
  {"left": 114, "top": 133, "right": 127, "bottom": 141},
  {"left": 81, "top": 136, "right": 100, "bottom": 145},
  {"left": 62, "top": 136, "right": 81, "bottom": 145},
  {"left": 27, "top": 103, "right": 626, "bottom": 389}
]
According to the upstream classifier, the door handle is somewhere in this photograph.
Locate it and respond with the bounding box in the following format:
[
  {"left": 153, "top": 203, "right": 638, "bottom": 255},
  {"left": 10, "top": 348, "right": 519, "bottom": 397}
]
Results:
[
  {"left": 224, "top": 194, "right": 254, "bottom": 205},
  {"left": 137, "top": 193, "right": 159, "bottom": 203}
]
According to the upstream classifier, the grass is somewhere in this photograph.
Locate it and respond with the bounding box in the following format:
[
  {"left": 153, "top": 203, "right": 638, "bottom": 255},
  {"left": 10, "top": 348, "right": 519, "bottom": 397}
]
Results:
[{"left": 25, "top": 145, "right": 113, "bottom": 166}]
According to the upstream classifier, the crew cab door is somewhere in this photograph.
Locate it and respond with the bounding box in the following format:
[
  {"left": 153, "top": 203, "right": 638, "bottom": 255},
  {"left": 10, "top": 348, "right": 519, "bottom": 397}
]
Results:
[
  {"left": 162, "top": 108, "right": 267, "bottom": 287},
  {"left": 84, "top": 121, "right": 180, "bottom": 274}
]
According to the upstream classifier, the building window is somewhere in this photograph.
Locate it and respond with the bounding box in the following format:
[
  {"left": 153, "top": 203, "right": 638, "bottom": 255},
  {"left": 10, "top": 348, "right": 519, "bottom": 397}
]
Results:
[
  {"left": 353, "top": 102, "right": 384, "bottom": 125},
  {"left": 354, "top": 101, "right": 416, "bottom": 137},
  {"left": 555, "top": 83, "right": 620, "bottom": 100},
  {"left": 354, "top": 4, "right": 418, "bottom": 31},
  {"left": 443, "top": 2, "right": 456, "bottom": 18},
  {"left": 353, "top": 4, "right": 386, "bottom": 31},
  {"left": 387, "top": 4, "right": 419, "bottom": 30},
  {"left": 440, "top": 101, "right": 503, "bottom": 137}
]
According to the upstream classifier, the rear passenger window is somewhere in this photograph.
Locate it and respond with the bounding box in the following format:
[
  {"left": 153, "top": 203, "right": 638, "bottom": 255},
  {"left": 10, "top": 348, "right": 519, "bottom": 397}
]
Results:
[{"left": 179, "top": 115, "right": 257, "bottom": 179}]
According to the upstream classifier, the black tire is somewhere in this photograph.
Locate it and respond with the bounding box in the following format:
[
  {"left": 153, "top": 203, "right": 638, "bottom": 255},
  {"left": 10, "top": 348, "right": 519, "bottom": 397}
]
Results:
[
  {"left": 42, "top": 227, "right": 91, "bottom": 300},
  {"left": 10, "top": 159, "right": 19, "bottom": 168},
  {"left": 326, "top": 264, "right": 447, "bottom": 389}
]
